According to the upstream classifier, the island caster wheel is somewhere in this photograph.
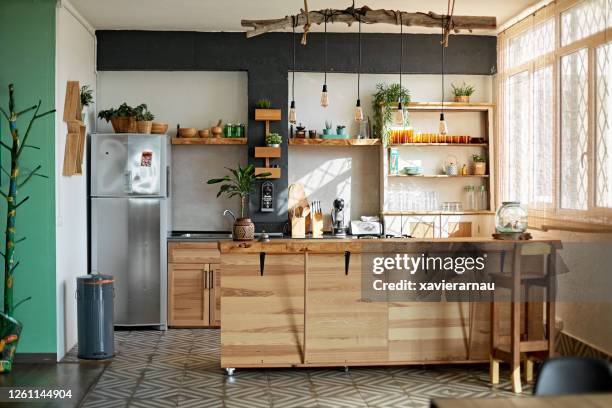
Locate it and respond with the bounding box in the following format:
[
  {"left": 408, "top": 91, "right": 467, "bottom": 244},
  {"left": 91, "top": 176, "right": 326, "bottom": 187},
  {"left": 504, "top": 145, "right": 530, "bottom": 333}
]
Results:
[{"left": 225, "top": 368, "right": 236, "bottom": 377}]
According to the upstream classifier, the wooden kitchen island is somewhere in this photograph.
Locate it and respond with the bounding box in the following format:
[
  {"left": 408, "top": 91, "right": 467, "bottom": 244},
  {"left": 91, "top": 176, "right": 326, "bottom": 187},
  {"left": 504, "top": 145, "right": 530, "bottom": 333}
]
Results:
[{"left": 219, "top": 238, "right": 559, "bottom": 372}]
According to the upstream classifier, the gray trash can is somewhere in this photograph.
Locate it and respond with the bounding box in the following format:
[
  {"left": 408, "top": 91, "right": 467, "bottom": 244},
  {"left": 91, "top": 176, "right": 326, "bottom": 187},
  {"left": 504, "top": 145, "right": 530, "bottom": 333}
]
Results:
[{"left": 76, "top": 274, "right": 115, "bottom": 359}]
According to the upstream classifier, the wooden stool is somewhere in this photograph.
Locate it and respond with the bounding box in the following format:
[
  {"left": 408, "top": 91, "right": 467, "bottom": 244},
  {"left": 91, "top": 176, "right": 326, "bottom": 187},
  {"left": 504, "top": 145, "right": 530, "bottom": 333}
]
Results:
[{"left": 489, "top": 242, "right": 557, "bottom": 393}]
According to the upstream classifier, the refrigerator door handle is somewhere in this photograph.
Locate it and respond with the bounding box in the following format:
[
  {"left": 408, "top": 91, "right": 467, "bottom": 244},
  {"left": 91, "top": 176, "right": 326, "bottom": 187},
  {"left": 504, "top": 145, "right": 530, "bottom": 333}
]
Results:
[
  {"left": 124, "top": 170, "right": 133, "bottom": 193},
  {"left": 166, "top": 166, "right": 170, "bottom": 198}
]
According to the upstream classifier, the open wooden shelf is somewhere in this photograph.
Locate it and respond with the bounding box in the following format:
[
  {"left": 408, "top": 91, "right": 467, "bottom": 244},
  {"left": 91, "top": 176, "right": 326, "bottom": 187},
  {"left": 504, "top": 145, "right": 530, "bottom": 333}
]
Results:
[
  {"left": 388, "top": 174, "right": 490, "bottom": 178},
  {"left": 389, "top": 143, "right": 488, "bottom": 147},
  {"left": 289, "top": 138, "right": 381, "bottom": 146},
  {"left": 254, "top": 146, "right": 281, "bottom": 158},
  {"left": 255, "top": 167, "right": 281, "bottom": 179},
  {"left": 382, "top": 210, "right": 495, "bottom": 216},
  {"left": 404, "top": 102, "right": 495, "bottom": 112},
  {"left": 171, "top": 137, "right": 247, "bottom": 145}
]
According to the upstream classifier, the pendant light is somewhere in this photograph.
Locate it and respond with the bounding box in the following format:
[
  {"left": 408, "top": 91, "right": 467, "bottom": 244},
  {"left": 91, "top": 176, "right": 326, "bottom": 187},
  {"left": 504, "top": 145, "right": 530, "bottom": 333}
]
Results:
[
  {"left": 354, "top": 17, "right": 364, "bottom": 122},
  {"left": 392, "top": 12, "right": 405, "bottom": 126},
  {"left": 320, "top": 10, "right": 329, "bottom": 108},
  {"left": 438, "top": 16, "right": 448, "bottom": 135},
  {"left": 289, "top": 17, "right": 297, "bottom": 124}
]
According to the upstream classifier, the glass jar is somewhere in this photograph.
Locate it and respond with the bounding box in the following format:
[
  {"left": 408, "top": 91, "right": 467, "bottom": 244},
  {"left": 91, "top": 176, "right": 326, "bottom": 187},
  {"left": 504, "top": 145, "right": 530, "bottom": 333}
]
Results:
[
  {"left": 495, "top": 202, "right": 528, "bottom": 233},
  {"left": 464, "top": 186, "right": 475, "bottom": 211}
]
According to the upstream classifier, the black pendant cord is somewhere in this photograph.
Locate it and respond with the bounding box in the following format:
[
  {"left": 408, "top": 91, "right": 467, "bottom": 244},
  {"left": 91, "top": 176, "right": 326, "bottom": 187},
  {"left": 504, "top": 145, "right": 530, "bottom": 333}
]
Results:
[
  {"left": 399, "top": 12, "right": 403, "bottom": 104},
  {"left": 357, "top": 17, "right": 361, "bottom": 101},
  {"left": 292, "top": 16, "right": 296, "bottom": 102},
  {"left": 441, "top": 17, "right": 445, "bottom": 116},
  {"left": 324, "top": 10, "right": 328, "bottom": 86}
]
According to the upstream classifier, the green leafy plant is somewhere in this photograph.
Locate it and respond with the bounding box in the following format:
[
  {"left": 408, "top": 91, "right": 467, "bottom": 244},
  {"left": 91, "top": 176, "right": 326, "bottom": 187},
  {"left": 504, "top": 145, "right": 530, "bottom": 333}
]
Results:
[
  {"left": 134, "top": 104, "right": 155, "bottom": 121},
  {"left": 0, "top": 84, "right": 55, "bottom": 371},
  {"left": 325, "top": 120, "right": 333, "bottom": 130},
  {"left": 372, "top": 83, "right": 411, "bottom": 144},
  {"left": 472, "top": 154, "right": 486, "bottom": 162},
  {"left": 451, "top": 82, "right": 476, "bottom": 97},
  {"left": 115, "top": 102, "right": 136, "bottom": 117},
  {"left": 80, "top": 85, "right": 94, "bottom": 108},
  {"left": 207, "top": 164, "right": 271, "bottom": 218},
  {"left": 256, "top": 99, "right": 272, "bottom": 109},
  {"left": 266, "top": 133, "right": 282, "bottom": 145},
  {"left": 97, "top": 108, "right": 115, "bottom": 122}
]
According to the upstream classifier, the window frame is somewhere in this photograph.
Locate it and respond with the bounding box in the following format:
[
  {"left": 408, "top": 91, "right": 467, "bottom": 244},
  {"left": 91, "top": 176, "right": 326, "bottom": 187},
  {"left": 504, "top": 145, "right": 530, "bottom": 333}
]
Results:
[{"left": 497, "top": 0, "right": 612, "bottom": 229}]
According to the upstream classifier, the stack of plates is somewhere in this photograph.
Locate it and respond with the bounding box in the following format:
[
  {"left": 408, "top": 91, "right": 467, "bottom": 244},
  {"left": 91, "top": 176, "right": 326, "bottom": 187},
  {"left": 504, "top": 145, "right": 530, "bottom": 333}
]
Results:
[{"left": 401, "top": 166, "right": 423, "bottom": 176}]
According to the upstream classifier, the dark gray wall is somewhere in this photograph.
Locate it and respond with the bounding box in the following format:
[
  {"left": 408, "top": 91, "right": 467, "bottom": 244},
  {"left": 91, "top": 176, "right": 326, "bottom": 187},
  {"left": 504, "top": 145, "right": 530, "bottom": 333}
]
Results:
[{"left": 96, "top": 31, "right": 497, "bottom": 232}]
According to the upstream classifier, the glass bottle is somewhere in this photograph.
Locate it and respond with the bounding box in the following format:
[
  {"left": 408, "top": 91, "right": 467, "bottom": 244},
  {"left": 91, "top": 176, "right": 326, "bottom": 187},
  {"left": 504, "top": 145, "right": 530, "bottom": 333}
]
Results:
[
  {"left": 495, "top": 202, "right": 528, "bottom": 233},
  {"left": 478, "top": 185, "right": 488, "bottom": 211},
  {"left": 464, "top": 186, "right": 475, "bottom": 211}
]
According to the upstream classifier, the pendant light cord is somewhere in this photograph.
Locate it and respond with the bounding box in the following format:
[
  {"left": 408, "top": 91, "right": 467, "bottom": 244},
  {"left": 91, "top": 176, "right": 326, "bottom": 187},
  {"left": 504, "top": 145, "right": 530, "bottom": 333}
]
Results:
[
  {"left": 399, "top": 12, "right": 403, "bottom": 99},
  {"left": 324, "top": 10, "right": 328, "bottom": 86},
  {"left": 292, "top": 16, "right": 296, "bottom": 101},
  {"left": 441, "top": 16, "right": 445, "bottom": 114},
  {"left": 358, "top": 17, "right": 362, "bottom": 100}
]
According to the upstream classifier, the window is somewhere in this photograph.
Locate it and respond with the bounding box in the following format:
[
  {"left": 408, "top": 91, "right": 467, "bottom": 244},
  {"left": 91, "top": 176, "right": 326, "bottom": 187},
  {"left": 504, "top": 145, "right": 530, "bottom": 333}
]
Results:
[
  {"left": 595, "top": 42, "right": 612, "bottom": 208},
  {"left": 498, "top": 0, "right": 612, "bottom": 228},
  {"left": 560, "top": 49, "right": 589, "bottom": 210}
]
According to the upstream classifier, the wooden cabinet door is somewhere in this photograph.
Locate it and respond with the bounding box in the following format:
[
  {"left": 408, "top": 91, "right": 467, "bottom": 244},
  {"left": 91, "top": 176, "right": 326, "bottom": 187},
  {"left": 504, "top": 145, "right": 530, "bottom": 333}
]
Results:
[
  {"left": 221, "top": 253, "right": 304, "bottom": 367},
  {"left": 306, "top": 253, "right": 388, "bottom": 364},
  {"left": 168, "top": 263, "right": 209, "bottom": 327},
  {"left": 209, "top": 263, "right": 221, "bottom": 327}
]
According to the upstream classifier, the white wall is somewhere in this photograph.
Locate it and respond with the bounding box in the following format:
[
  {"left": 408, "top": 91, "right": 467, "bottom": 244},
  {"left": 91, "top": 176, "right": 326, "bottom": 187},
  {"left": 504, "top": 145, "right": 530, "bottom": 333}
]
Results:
[
  {"left": 97, "top": 71, "right": 248, "bottom": 231},
  {"left": 55, "top": 0, "right": 96, "bottom": 360},
  {"left": 289, "top": 73, "right": 492, "bottom": 222}
]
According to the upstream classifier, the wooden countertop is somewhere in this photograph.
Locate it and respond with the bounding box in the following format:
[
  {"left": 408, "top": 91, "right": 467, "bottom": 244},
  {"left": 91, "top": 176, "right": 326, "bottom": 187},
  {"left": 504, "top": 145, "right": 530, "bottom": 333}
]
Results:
[{"left": 218, "top": 237, "right": 561, "bottom": 253}]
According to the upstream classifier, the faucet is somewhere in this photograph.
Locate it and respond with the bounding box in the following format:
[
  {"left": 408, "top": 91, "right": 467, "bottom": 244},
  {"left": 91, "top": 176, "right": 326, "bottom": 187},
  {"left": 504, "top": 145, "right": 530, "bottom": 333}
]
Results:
[{"left": 223, "top": 209, "right": 236, "bottom": 229}]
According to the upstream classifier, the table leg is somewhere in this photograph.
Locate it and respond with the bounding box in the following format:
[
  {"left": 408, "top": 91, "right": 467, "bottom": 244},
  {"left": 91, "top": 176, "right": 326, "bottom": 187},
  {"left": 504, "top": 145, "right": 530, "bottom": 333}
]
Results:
[{"left": 511, "top": 244, "right": 522, "bottom": 394}]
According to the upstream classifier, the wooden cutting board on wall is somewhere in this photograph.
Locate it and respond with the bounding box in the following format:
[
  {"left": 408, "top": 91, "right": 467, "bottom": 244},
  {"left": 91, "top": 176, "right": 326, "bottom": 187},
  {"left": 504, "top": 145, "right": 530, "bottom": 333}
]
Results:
[{"left": 62, "top": 81, "right": 85, "bottom": 176}]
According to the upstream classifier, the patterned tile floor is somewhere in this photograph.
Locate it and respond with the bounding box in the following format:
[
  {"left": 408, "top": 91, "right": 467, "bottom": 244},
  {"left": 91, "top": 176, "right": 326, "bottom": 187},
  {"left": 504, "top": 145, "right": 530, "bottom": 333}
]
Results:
[{"left": 65, "top": 329, "right": 531, "bottom": 408}]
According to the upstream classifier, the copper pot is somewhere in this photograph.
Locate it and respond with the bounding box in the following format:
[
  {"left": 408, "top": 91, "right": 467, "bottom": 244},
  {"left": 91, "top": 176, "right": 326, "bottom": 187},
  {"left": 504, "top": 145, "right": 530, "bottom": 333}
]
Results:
[{"left": 233, "top": 218, "right": 255, "bottom": 241}]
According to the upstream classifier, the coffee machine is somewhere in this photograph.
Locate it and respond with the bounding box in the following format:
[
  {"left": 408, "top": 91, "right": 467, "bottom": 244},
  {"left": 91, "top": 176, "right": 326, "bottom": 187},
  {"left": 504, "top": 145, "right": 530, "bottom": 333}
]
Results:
[{"left": 331, "top": 198, "right": 348, "bottom": 236}]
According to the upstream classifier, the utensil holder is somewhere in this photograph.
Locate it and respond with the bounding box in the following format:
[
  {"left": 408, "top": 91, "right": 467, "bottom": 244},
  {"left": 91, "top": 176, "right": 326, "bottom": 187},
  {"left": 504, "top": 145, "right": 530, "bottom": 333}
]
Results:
[{"left": 291, "top": 217, "right": 306, "bottom": 239}]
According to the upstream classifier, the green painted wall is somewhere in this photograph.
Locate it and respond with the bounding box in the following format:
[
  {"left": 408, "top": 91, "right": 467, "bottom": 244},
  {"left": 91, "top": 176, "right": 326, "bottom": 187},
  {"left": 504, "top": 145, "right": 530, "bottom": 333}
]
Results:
[{"left": 0, "top": 0, "right": 56, "bottom": 353}]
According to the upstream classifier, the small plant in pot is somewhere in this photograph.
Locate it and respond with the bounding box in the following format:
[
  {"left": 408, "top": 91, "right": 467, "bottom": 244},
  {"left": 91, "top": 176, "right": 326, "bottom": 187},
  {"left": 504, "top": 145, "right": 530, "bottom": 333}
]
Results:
[
  {"left": 266, "top": 133, "right": 282, "bottom": 148},
  {"left": 472, "top": 154, "right": 487, "bottom": 175},
  {"left": 207, "top": 165, "right": 271, "bottom": 241},
  {"left": 323, "top": 120, "right": 333, "bottom": 136},
  {"left": 97, "top": 102, "right": 138, "bottom": 133},
  {"left": 255, "top": 99, "right": 272, "bottom": 109},
  {"left": 451, "top": 82, "right": 475, "bottom": 103},
  {"left": 80, "top": 85, "right": 93, "bottom": 121},
  {"left": 135, "top": 104, "right": 155, "bottom": 134}
]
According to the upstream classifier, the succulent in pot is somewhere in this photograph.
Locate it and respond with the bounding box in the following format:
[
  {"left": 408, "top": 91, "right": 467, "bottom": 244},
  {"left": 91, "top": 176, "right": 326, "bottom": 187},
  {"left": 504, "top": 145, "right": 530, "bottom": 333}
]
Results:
[
  {"left": 266, "top": 133, "right": 282, "bottom": 147},
  {"left": 472, "top": 154, "right": 487, "bottom": 175},
  {"left": 451, "top": 82, "right": 475, "bottom": 103},
  {"left": 135, "top": 104, "right": 155, "bottom": 134},
  {"left": 207, "top": 164, "right": 271, "bottom": 241},
  {"left": 323, "top": 120, "right": 334, "bottom": 136}
]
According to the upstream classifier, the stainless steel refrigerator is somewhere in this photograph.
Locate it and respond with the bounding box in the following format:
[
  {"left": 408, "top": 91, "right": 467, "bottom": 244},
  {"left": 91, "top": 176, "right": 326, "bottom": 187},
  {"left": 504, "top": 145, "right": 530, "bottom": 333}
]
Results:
[{"left": 90, "top": 133, "right": 170, "bottom": 329}]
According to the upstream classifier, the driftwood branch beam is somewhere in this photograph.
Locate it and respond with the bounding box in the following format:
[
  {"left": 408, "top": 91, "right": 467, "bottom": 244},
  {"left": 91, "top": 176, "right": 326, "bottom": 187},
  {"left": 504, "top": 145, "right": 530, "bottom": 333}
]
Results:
[{"left": 241, "top": 6, "right": 496, "bottom": 39}]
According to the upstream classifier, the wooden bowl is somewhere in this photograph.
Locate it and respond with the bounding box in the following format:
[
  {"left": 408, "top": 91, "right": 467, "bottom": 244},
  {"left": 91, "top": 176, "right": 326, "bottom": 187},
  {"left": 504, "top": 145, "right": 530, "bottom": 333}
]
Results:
[
  {"left": 198, "top": 129, "right": 210, "bottom": 138},
  {"left": 178, "top": 127, "right": 197, "bottom": 138},
  {"left": 151, "top": 122, "right": 169, "bottom": 134}
]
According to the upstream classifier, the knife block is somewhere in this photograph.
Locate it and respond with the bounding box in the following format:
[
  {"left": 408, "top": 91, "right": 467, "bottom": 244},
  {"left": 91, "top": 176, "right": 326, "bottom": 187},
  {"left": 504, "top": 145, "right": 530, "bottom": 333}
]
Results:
[{"left": 312, "top": 213, "right": 323, "bottom": 238}]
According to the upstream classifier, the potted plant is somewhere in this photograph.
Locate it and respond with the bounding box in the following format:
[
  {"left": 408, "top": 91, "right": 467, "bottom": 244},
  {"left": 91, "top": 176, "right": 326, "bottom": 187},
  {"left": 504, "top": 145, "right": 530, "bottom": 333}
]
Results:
[
  {"left": 472, "top": 154, "right": 487, "bottom": 175},
  {"left": 323, "top": 120, "right": 334, "bottom": 136},
  {"left": 372, "top": 83, "right": 411, "bottom": 145},
  {"left": 254, "top": 98, "right": 281, "bottom": 122},
  {"left": 451, "top": 82, "right": 475, "bottom": 103},
  {"left": 97, "top": 102, "right": 137, "bottom": 133},
  {"left": 207, "top": 165, "right": 271, "bottom": 241},
  {"left": 266, "top": 133, "right": 282, "bottom": 147},
  {"left": 80, "top": 85, "right": 93, "bottom": 121},
  {"left": 135, "top": 104, "right": 155, "bottom": 134},
  {"left": 336, "top": 125, "right": 347, "bottom": 137},
  {"left": 0, "top": 84, "right": 55, "bottom": 372}
]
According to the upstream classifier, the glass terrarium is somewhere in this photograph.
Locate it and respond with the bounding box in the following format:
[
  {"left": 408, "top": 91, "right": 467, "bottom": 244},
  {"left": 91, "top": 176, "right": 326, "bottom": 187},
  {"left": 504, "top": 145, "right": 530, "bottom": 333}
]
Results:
[{"left": 495, "top": 202, "right": 528, "bottom": 233}]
